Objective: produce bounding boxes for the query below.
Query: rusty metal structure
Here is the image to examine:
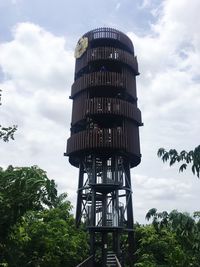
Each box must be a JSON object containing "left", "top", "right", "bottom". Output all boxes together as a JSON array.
[{"left": 65, "top": 28, "right": 142, "bottom": 267}]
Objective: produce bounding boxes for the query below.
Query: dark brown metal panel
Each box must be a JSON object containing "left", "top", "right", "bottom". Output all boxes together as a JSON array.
[
  {"left": 71, "top": 71, "right": 137, "bottom": 99},
  {"left": 71, "top": 95, "right": 142, "bottom": 126},
  {"left": 75, "top": 47, "right": 139, "bottom": 75},
  {"left": 67, "top": 122, "right": 140, "bottom": 161}
]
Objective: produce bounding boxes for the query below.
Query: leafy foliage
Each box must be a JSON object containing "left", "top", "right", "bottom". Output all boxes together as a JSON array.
[
  {"left": 0, "top": 125, "right": 17, "bottom": 142},
  {"left": 0, "top": 89, "right": 17, "bottom": 142},
  {"left": 135, "top": 209, "right": 200, "bottom": 266},
  {"left": 157, "top": 146, "right": 200, "bottom": 177},
  {"left": 135, "top": 225, "right": 185, "bottom": 267},
  {"left": 2, "top": 165, "right": 200, "bottom": 266},
  {"left": 0, "top": 166, "right": 89, "bottom": 267},
  {"left": 8, "top": 207, "right": 88, "bottom": 267},
  {"left": 0, "top": 165, "right": 57, "bottom": 239}
]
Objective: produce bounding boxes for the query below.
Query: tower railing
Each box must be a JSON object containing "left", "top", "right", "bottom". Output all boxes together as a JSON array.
[
  {"left": 67, "top": 125, "right": 140, "bottom": 157},
  {"left": 75, "top": 46, "right": 138, "bottom": 75},
  {"left": 115, "top": 256, "right": 122, "bottom": 267},
  {"left": 71, "top": 71, "right": 136, "bottom": 99},
  {"left": 67, "top": 128, "right": 126, "bottom": 154},
  {"left": 71, "top": 95, "right": 142, "bottom": 125},
  {"left": 83, "top": 27, "right": 134, "bottom": 53}
]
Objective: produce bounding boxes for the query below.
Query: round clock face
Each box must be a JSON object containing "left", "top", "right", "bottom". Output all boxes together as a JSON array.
[{"left": 74, "top": 37, "right": 88, "bottom": 59}]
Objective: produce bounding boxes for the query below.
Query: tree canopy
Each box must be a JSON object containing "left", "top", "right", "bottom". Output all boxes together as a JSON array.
[
  {"left": 135, "top": 209, "right": 200, "bottom": 267},
  {"left": 0, "top": 165, "right": 89, "bottom": 267}
]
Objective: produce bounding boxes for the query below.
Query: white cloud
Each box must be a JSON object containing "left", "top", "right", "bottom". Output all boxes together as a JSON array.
[
  {"left": 127, "top": 0, "right": 200, "bottom": 149},
  {"left": 0, "top": 22, "right": 74, "bottom": 92},
  {"left": 0, "top": 22, "right": 75, "bottom": 202},
  {"left": 128, "top": 0, "right": 200, "bottom": 221},
  {"left": 132, "top": 172, "right": 199, "bottom": 223}
]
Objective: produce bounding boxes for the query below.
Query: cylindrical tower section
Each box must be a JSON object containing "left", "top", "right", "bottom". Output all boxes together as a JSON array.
[{"left": 67, "top": 27, "right": 142, "bottom": 168}]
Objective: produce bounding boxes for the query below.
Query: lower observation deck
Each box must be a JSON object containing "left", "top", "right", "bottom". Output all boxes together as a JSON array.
[{"left": 66, "top": 127, "right": 140, "bottom": 167}]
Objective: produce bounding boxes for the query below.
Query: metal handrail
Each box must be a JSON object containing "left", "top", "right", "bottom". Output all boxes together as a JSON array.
[
  {"left": 83, "top": 27, "right": 134, "bottom": 53},
  {"left": 115, "top": 256, "right": 122, "bottom": 267},
  {"left": 76, "top": 255, "right": 93, "bottom": 267}
]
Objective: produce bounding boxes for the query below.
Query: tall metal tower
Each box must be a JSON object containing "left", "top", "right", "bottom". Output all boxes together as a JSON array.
[{"left": 65, "top": 28, "right": 142, "bottom": 267}]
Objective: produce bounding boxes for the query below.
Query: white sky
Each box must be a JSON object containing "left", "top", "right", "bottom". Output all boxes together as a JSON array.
[{"left": 0, "top": 0, "right": 200, "bottom": 223}]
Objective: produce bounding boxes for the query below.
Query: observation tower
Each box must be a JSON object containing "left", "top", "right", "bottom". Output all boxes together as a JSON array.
[{"left": 65, "top": 27, "right": 142, "bottom": 267}]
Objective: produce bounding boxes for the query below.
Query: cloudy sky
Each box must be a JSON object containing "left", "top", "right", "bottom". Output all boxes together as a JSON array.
[{"left": 0, "top": 0, "right": 200, "bottom": 223}]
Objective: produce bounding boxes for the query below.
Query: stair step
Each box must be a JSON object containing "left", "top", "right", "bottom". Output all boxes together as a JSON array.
[
  {"left": 106, "top": 251, "right": 116, "bottom": 267},
  {"left": 107, "top": 256, "right": 115, "bottom": 258}
]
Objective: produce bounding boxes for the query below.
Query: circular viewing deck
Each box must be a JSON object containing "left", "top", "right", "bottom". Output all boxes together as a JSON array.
[
  {"left": 67, "top": 124, "right": 140, "bottom": 167},
  {"left": 83, "top": 27, "right": 134, "bottom": 53},
  {"left": 71, "top": 70, "right": 137, "bottom": 99},
  {"left": 71, "top": 96, "right": 142, "bottom": 126},
  {"left": 75, "top": 46, "right": 139, "bottom": 75}
]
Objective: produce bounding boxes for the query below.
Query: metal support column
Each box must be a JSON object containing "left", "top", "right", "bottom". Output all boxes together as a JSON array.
[
  {"left": 76, "top": 162, "right": 84, "bottom": 227},
  {"left": 125, "top": 161, "right": 135, "bottom": 266},
  {"left": 102, "top": 159, "right": 108, "bottom": 267},
  {"left": 90, "top": 156, "right": 96, "bottom": 261}
]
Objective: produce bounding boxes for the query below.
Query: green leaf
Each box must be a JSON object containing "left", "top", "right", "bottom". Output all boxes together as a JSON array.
[
  {"left": 179, "top": 164, "right": 187, "bottom": 173},
  {"left": 157, "top": 148, "right": 165, "bottom": 157}
]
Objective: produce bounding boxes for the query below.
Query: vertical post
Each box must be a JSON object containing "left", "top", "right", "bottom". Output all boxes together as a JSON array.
[
  {"left": 90, "top": 155, "right": 96, "bottom": 261},
  {"left": 102, "top": 159, "right": 107, "bottom": 227},
  {"left": 76, "top": 162, "right": 84, "bottom": 227},
  {"left": 101, "top": 193, "right": 107, "bottom": 267},
  {"left": 102, "top": 159, "right": 108, "bottom": 267},
  {"left": 90, "top": 231, "right": 95, "bottom": 265},
  {"left": 102, "top": 232, "right": 108, "bottom": 267},
  {"left": 113, "top": 231, "right": 120, "bottom": 259},
  {"left": 124, "top": 161, "right": 135, "bottom": 266},
  {"left": 91, "top": 155, "right": 96, "bottom": 226}
]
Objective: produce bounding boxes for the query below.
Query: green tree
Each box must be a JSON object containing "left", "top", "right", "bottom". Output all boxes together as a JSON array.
[
  {"left": 7, "top": 206, "right": 88, "bottom": 267},
  {"left": 0, "top": 165, "right": 89, "bottom": 267},
  {"left": 141, "top": 208, "right": 200, "bottom": 266},
  {"left": 157, "top": 146, "right": 200, "bottom": 178},
  {"left": 135, "top": 224, "right": 185, "bottom": 267},
  {"left": 0, "top": 165, "right": 57, "bottom": 240}
]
